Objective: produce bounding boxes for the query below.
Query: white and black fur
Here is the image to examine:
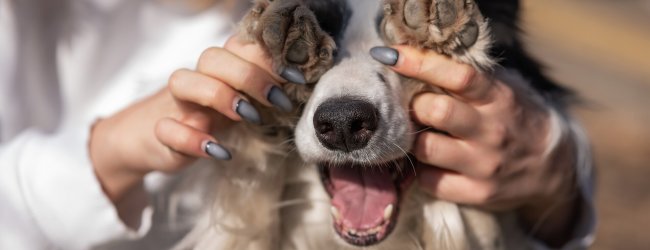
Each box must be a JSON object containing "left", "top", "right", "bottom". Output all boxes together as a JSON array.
[{"left": 168, "top": 0, "right": 588, "bottom": 250}]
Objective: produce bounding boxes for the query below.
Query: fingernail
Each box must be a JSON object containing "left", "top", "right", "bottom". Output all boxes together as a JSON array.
[
  {"left": 370, "top": 47, "right": 399, "bottom": 66},
  {"left": 267, "top": 86, "right": 293, "bottom": 112},
  {"left": 235, "top": 98, "right": 262, "bottom": 125},
  {"left": 204, "top": 141, "right": 232, "bottom": 160},
  {"left": 280, "top": 67, "right": 307, "bottom": 85}
]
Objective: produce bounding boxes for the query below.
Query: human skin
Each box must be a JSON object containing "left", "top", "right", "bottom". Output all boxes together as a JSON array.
[
  {"left": 89, "top": 35, "right": 286, "bottom": 217},
  {"left": 378, "top": 46, "right": 580, "bottom": 246},
  {"left": 90, "top": 38, "right": 580, "bottom": 246}
]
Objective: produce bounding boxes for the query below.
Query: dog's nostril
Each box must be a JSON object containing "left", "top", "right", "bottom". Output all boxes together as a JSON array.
[
  {"left": 313, "top": 97, "right": 380, "bottom": 152},
  {"left": 316, "top": 122, "right": 334, "bottom": 134},
  {"left": 351, "top": 119, "right": 377, "bottom": 133}
]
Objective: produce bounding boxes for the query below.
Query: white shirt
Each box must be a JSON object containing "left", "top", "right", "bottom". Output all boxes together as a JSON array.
[
  {"left": 0, "top": 0, "right": 237, "bottom": 249},
  {"left": 0, "top": 0, "right": 594, "bottom": 249}
]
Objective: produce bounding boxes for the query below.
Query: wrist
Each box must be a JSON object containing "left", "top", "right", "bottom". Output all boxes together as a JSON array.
[
  {"left": 518, "top": 189, "right": 581, "bottom": 247},
  {"left": 90, "top": 118, "right": 149, "bottom": 203},
  {"left": 518, "top": 127, "right": 581, "bottom": 247}
]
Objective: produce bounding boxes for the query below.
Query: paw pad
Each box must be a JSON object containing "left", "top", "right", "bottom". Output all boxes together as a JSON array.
[
  {"left": 381, "top": 0, "right": 493, "bottom": 69},
  {"left": 240, "top": 0, "right": 337, "bottom": 84}
]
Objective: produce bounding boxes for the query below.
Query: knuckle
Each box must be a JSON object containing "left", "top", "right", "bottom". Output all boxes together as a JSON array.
[
  {"left": 430, "top": 96, "right": 454, "bottom": 128},
  {"left": 208, "top": 83, "right": 226, "bottom": 106},
  {"left": 168, "top": 69, "right": 188, "bottom": 91},
  {"left": 501, "top": 85, "right": 516, "bottom": 105},
  {"left": 497, "top": 84, "right": 517, "bottom": 109},
  {"left": 154, "top": 119, "right": 167, "bottom": 139},
  {"left": 198, "top": 47, "right": 224, "bottom": 70},
  {"left": 480, "top": 155, "right": 504, "bottom": 178},
  {"left": 474, "top": 184, "right": 498, "bottom": 204},
  {"left": 238, "top": 65, "right": 258, "bottom": 90},
  {"left": 415, "top": 57, "right": 427, "bottom": 78},
  {"left": 453, "top": 65, "right": 477, "bottom": 92},
  {"left": 174, "top": 129, "right": 194, "bottom": 150},
  {"left": 489, "top": 123, "right": 509, "bottom": 147},
  {"left": 418, "top": 134, "right": 438, "bottom": 162}
]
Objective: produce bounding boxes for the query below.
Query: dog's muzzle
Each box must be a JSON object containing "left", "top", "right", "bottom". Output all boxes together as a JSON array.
[{"left": 313, "top": 97, "right": 379, "bottom": 152}]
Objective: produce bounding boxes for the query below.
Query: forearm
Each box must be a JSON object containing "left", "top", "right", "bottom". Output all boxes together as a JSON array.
[
  {"left": 518, "top": 187, "right": 582, "bottom": 247},
  {"left": 90, "top": 116, "right": 148, "bottom": 203},
  {"left": 517, "top": 109, "right": 591, "bottom": 248}
]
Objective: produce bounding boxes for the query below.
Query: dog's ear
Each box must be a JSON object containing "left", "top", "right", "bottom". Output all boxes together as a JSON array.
[{"left": 303, "top": 0, "right": 352, "bottom": 43}]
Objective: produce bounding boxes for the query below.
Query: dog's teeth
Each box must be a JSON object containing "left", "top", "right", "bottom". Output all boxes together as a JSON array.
[
  {"left": 331, "top": 206, "right": 341, "bottom": 221},
  {"left": 383, "top": 204, "right": 394, "bottom": 221}
]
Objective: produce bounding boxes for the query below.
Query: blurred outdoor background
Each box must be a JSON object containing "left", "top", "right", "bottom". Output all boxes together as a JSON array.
[{"left": 521, "top": 0, "right": 650, "bottom": 249}]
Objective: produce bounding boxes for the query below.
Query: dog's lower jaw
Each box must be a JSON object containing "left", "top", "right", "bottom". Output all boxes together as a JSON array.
[{"left": 318, "top": 158, "right": 416, "bottom": 246}]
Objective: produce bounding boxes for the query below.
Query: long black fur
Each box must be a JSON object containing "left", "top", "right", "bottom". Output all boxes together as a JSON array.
[{"left": 476, "top": 0, "right": 573, "bottom": 105}]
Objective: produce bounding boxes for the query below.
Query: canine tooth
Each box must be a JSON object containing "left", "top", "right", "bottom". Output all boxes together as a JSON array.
[
  {"left": 330, "top": 206, "right": 340, "bottom": 221},
  {"left": 383, "top": 204, "right": 394, "bottom": 221}
]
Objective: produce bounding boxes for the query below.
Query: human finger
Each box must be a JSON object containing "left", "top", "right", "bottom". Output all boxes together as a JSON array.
[
  {"left": 411, "top": 92, "right": 481, "bottom": 138},
  {"left": 370, "top": 46, "right": 493, "bottom": 102},
  {"left": 413, "top": 132, "right": 472, "bottom": 173},
  {"left": 414, "top": 132, "right": 502, "bottom": 179},
  {"left": 154, "top": 118, "right": 232, "bottom": 162},
  {"left": 196, "top": 47, "right": 293, "bottom": 112},
  {"left": 418, "top": 166, "right": 498, "bottom": 206},
  {"left": 169, "top": 69, "right": 262, "bottom": 125},
  {"left": 224, "top": 35, "right": 306, "bottom": 84}
]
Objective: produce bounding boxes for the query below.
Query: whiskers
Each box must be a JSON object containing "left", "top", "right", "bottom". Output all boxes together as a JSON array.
[
  {"left": 372, "top": 134, "right": 418, "bottom": 177},
  {"left": 271, "top": 198, "right": 331, "bottom": 211}
]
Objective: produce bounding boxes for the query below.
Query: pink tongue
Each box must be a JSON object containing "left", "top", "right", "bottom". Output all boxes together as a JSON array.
[{"left": 330, "top": 166, "right": 397, "bottom": 230}]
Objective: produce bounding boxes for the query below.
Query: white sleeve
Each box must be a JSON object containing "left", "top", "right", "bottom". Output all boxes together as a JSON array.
[{"left": 0, "top": 125, "right": 152, "bottom": 250}]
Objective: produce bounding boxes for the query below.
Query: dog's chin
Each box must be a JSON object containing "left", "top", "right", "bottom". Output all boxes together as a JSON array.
[{"left": 318, "top": 158, "right": 415, "bottom": 246}]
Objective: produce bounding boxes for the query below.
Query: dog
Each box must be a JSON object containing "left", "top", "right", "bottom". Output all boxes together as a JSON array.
[{"left": 172, "top": 0, "right": 577, "bottom": 249}]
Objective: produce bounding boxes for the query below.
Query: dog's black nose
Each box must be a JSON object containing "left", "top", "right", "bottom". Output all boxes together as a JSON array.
[{"left": 313, "top": 97, "right": 379, "bottom": 152}]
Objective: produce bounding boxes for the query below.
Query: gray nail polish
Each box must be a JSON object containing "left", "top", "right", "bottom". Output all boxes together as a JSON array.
[
  {"left": 236, "top": 99, "right": 262, "bottom": 125},
  {"left": 280, "top": 67, "right": 307, "bottom": 85},
  {"left": 370, "top": 47, "right": 399, "bottom": 66},
  {"left": 205, "top": 141, "right": 232, "bottom": 160},
  {"left": 267, "top": 86, "right": 293, "bottom": 112}
]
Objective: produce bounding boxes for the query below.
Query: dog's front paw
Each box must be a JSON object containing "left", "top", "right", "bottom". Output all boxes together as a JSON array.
[
  {"left": 381, "top": 0, "right": 494, "bottom": 70},
  {"left": 239, "top": 0, "right": 337, "bottom": 84}
]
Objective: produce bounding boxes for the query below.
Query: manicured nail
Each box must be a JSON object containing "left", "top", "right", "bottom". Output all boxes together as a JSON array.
[
  {"left": 267, "top": 86, "right": 293, "bottom": 112},
  {"left": 280, "top": 67, "right": 307, "bottom": 85},
  {"left": 204, "top": 141, "right": 232, "bottom": 160},
  {"left": 370, "top": 47, "right": 399, "bottom": 66},
  {"left": 235, "top": 98, "right": 261, "bottom": 125}
]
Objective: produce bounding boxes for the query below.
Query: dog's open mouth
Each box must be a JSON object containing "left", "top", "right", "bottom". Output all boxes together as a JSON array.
[{"left": 319, "top": 158, "right": 415, "bottom": 246}]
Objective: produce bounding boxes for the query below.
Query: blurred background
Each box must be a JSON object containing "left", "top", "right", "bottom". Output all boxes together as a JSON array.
[{"left": 521, "top": 0, "right": 650, "bottom": 249}]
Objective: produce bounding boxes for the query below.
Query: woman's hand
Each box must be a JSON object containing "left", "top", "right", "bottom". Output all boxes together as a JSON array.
[
  {"left": 90, "top": 35, "right": 300, "bottom": 205},
  {"left": 371, "top": 46, "right": 580, "bottom": 246}
]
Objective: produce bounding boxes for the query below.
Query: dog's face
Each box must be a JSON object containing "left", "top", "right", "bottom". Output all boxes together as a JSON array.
[
  {"left": 240, "top": 0, "right": 492, "bottom": 246},
  {"left": 294, "top": 1, "right": 420, "bottom": 246}
]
